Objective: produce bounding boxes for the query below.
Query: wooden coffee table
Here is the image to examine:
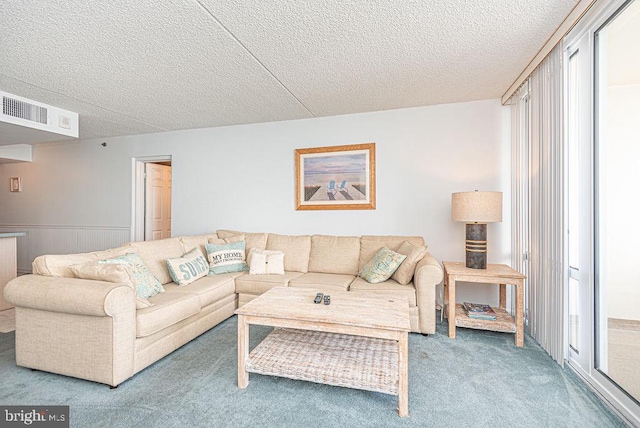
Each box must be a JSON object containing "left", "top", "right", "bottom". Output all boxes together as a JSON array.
[{"left": 235, "top": 287, "right": 411, "bottom": 417}]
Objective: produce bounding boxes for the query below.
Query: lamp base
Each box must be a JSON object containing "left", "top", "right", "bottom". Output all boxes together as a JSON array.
[{"left": 465, "top": 223, "right": 487, "bottom": 269}]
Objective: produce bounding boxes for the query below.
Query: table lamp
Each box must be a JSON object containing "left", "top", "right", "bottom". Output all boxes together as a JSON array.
[{"left": 451, "top": 191, "right": 502, "bottom": 269}]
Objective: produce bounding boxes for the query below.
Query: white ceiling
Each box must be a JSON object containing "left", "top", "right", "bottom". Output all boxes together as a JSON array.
[{"left": 0, "top": 0, "right": 580, "bottom": 142}]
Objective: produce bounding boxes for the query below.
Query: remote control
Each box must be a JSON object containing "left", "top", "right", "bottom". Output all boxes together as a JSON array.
[
  {"left": 314, "top": 293, "right": 323, "bottom": 304},
  {"left": 324, "top": 295, "right": 330, "bottom": 305}
]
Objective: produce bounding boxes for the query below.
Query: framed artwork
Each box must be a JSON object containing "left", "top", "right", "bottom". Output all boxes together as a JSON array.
[
  {"left": 295, "top": 143, "right": 376, "bottom": 210},
  {"left": 9, "top": 177, "right": 21, "bottom": 193}
]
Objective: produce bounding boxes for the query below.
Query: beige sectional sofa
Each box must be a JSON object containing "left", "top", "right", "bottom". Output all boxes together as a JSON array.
[{"left": 4, "top": 229, "right": 443, "bottom": 387}]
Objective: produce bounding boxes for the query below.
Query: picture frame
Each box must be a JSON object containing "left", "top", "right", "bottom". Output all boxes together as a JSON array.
[
  {"left": 9, "top": 177, "right": 21, "bottom": 193},
  {"left": 295, "top": 143, "right": 376, "bottom": 210}
]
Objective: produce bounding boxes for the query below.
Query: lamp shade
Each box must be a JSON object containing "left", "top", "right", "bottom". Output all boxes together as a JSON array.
[{"left": 451, "top": 191, "right": 503, "bottom": 223}]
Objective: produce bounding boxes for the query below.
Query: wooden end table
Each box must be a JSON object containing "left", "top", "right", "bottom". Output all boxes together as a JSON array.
[{"left": 443, "top": 261, "right": 526, "bottom": 347}]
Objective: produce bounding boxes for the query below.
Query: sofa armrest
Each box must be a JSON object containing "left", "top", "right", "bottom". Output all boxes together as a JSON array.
[
  {"left": 4, "top": 274, "right": 134, "bottom": 317},
  {"left": 5, "top": 274, "right": 137, "bottom": 387},
  {"left": 413, "top": 252, "right": 444, "bottom": 334}
]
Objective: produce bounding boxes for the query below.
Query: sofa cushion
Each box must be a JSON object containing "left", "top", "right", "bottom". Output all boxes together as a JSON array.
[
  {"left": 205, "top": 241, "right": 249, "bottom": 275},
  {"left": 162, "top": 273, "right": 238, "bottom": 308},
  {"left": 266, "top": 234, "right": 311, "bottom": 273},
  {"left": 68, "top": 262, "right": 154, "bottom": 309},
  {"left": 289, "top": 273, "right": 356, "bottom": 292},
  {"left": 349, "top": 277, "right": 417, "bottom": 307},
  {"left": 166, "top": 248, "right": 209, "bottom": 286},
  {"left": 32, "top": 246, "right": 133, "bottom": 278},
  {"left": 179, "top": 234, "right": 218, "bottom": 255},
  {"left": 308, "top": 235, "right": 360, "bottom": 275},
  {"left": 235, "top": 271, "right": 304, "bottom": 295},
  {"left": 248, "top": 249, "right": 285, "bottom": 275},
  {"left": 137, "top": 291, "right": 201, "bottom": 338},
  {"left": 391, "top": 241, "right": 429, "bottom": 285},
  {"left": 127, "top": 238, "right": 184, "bottom": 285},
  {"left": 98, "top": 252, "right": 165, "bottom": 299},
  {"left": 359, "top": 247, "right": 406, "bottom": 284},
  {"left": 217, "top": 230, "right": 268, "bottom": 256},
  {"left": 359, "top": 235, "right": 425, "bottom": 271}
]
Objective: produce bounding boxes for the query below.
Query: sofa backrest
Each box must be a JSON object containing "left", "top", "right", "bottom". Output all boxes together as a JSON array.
[
  {"left": 32, "top": 231, "right": 427, "bottom": 283},
  {"left": 308, "top": 235, "right": 360, "bottom": 275},
  {"left": 126, "top": 237, "right": 184, "bottom": 285},
  {"left": 266, "top": 234, "right": 311, "bottom": 273},
  {"left": 358, "top": 235, "right": 425, "bottom": 272}
]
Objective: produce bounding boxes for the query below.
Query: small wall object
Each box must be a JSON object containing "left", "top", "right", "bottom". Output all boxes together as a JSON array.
[{"left": 9, "top": 177, "right": 21, "bottom": 193}]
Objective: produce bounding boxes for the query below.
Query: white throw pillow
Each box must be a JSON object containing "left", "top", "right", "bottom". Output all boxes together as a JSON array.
[{"left": 248, "top": 248, "right": 285, "bottom": 275}]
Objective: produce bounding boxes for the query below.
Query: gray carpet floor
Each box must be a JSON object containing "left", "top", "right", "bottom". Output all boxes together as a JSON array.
[{"left": 0, "top": 316, "right": 625, "bottom": 428}]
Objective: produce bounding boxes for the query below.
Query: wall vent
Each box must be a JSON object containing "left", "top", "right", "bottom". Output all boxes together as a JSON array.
[
  {"left": 3, "top": 96, "right": 48, "bottom": 124},
  {"left": 0, "top": 91, "right": 78, "bottom": 145}
]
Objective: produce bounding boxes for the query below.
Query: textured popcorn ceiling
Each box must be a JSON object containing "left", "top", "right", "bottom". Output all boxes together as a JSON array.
[{"left": 0, "top": 0, "right": 579, "bottom": 142}]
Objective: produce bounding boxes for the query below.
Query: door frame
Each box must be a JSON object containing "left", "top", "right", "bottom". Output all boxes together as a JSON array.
[{"left": 131, "top": 155, "right": 172, "bottom": 242}]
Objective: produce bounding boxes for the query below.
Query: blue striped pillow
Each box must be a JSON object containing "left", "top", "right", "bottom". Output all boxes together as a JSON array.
[{"left": 205, "top": 241, "right": 249, "bottom": 275}]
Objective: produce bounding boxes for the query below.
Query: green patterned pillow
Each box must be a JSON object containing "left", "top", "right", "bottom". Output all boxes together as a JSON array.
[
  {"left": 167, "top": 248, "right": 209, "bottom": 286},
  {"left": 98, "top": 252, "right": 164, "bottom": 299},
  {"left": 359, "top": 247, "right": 407, "bottom": 284},
  {"left": 205, "top": 241, "right": 249, "bottom": 275}
]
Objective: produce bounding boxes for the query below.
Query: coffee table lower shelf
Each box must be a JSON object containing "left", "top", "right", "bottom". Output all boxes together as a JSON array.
[
  {"left": 246, "top": 328, "right": 399, "bottom": 395},
  {"left": 454, "top": 303, "right": 516, "bottom": 333}
]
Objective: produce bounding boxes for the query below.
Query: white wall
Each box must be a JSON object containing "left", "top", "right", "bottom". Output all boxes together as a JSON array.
[
  {"left": 0, "top": 99, "right": 511, "bottom": 304},
  {"left": 0, "top": 139, "right": 133, "bottom": 226}
]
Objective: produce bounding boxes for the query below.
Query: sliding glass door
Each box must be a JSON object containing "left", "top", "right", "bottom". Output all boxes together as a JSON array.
[
  {"left": 565, "top": 0, "right": 640, "bottom": 423},
  {"left": 594, "top": 0, "right": 640, "bottom": 404}
]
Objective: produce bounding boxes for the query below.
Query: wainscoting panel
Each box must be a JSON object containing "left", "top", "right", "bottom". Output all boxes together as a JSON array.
[{"left": 0, "top": 225, "right": 132, "bottom": 274}]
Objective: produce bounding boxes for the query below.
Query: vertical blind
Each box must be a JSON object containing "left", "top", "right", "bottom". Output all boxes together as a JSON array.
[{"left": 511, "top": 44, "right": 565, "bottom": 365}]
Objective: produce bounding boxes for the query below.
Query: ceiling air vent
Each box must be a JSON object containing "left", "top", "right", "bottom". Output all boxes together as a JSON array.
[
  {"left": 3, "top": 96, "right": 48, "bottom": 124},
  {"left": 0, "top": 91, "right": 78, "bottom": 145}
]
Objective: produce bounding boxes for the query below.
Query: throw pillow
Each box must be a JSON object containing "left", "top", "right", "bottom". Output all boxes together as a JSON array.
[
  {"left": 216, "top": 230, "right": 268, "bottom": 257},
  {"left": 205, "top": 241, "right": 249, "bottom": 275},
  {"left": 248, "top": 248, "right": 285, "bottom": 275},
  {"left": 391, "top": 241, "right": 429, "bottom": 285},
  {"left": 179, "top": 234, "right": 218, "bottom": 255},
  {"left": 359, "top": 247, "right": 407, "bottom": 284},
  {"left": 69, "top": 262, "right": 154, "bottom": 309},
  {"left": 166, "top": 248, "right": 209, "bottom": 286},
  {"left": 208, "top": 234, "right": 245, "bottom": 245},
  {"left": 97, "top": 252, "right": 164, "bottom": 299}
]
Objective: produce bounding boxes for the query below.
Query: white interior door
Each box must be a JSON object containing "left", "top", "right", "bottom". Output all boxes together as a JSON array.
[{"left": 144, "top": 163, "right": 172, "bottom": 240}]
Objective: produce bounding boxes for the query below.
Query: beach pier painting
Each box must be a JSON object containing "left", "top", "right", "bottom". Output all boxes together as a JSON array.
[{"left": 295, "top": 143, "right": 376, "bottom": 210}]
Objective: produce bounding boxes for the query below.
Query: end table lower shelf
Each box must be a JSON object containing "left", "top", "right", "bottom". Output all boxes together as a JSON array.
[{"left": 453, "top": 304, "right": 516, "bottom": 333}]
